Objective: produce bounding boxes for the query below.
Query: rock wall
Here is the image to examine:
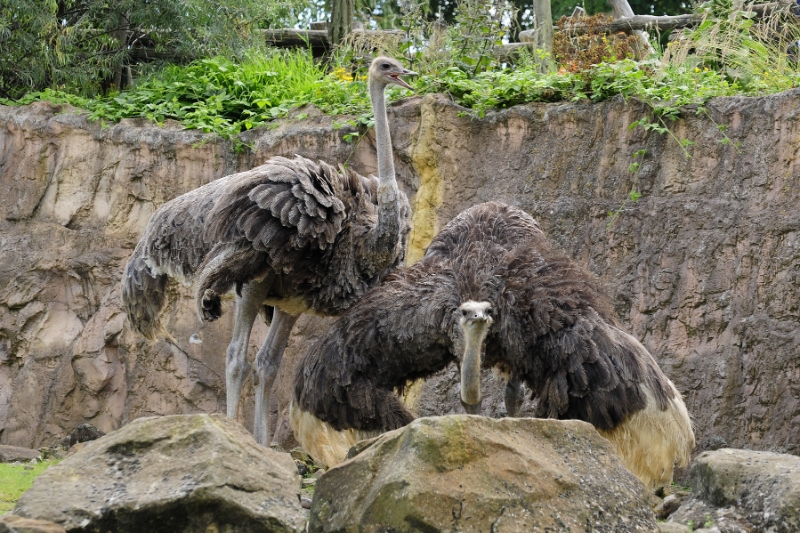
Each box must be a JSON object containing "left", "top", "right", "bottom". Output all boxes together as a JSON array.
[{"left": 1, "top": 92, "right": 798, "bottom": 457}]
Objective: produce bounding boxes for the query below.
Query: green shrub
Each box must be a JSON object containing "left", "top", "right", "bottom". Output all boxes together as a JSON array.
[{"left": 0, "top": 0, "right": 305, "bottom": 99}]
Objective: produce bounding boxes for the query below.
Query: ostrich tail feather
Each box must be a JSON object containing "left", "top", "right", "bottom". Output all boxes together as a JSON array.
[
  {"left": 121, "top": 244, "right": 170, "bottom": 341},
  {"left": 289, "top": 401, "right": 379, "bottom": 468},
  {"left": 598, "top": 383, "right": 695, "bottom": 490}
]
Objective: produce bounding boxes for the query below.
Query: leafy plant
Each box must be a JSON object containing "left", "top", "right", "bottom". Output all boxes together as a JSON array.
[
  {"left": 71, "top": 51, "right": 370, "bottom": 137},
  {"left": 606, "top": 185, "right": 642, "bottom": 231},
  {"left": 334, "top": 0, "right": 516, "bottom": 82},
  {"left": 449, "top": 0, "right": 516, "bottom": 75},
  {"left": 606, "top": 188, "right": 643, "bottom": 229},
  {"left": 607, "top": 149, "right": 645, "bottom": 230},
  {"left": 630, "top": 108, "right": 694, "bottom": 159},
  {"left": 697, "top": 104, "right": 742, "bottom": 152},
  {"left": 627, "top": 148, "right": 647, "bottom": 173},
  {"left": 663, "top": 0, "right": 800, "bottom": 93}
]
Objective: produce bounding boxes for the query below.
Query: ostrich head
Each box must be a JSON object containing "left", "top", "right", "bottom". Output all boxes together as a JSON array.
[
  {"left": 456, "top": 300, "right": 494, "bottom": 413},
  {"left": 369, "top": 57, "right": 417, "bottom": 90}
]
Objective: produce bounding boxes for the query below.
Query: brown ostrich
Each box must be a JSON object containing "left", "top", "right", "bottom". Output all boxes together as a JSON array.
[
  {"left": 291, "top": 202, "right": 695, "bottom": 489},
  {"left": 122, "top": 57, "right": 415, "bottom": 445}
]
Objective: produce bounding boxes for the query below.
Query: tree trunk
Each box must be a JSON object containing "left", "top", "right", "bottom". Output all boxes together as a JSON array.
[
  {"left": 328, "top": 0, "right": 354, "bottom": 47},
  {"left": 111, "top": 11, "right": 130, "bottom": 90},
  {"left": 532, "top": 0, "right": 554, "bottom": 56}
]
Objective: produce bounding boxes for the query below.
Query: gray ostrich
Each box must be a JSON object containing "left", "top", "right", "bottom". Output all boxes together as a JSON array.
[
  {"left": 122, "top": 57, "right": 415, "bottom": 445},
  {"left": 291, "top": 202, "right": 695, "bottom": 489}
]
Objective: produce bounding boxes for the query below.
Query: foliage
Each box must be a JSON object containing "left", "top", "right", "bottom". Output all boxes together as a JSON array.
[
  {"left": 0, "top": 0, "right": 305, "bottom": 99},
  {"left": 2, "top": 49, "right": 785, "bottom": 145},
  {"left": 336, "top": 0, "right": 516, "bottom": 81},
  {"left": 606, "top": 187, "right": 643, "bottom": 229},
  {"left": 550, "top": 0, "right": 691, "bottom": 20},
  {"left": 0, "top": 49, "right": 414, "bottom": 147},
  {"left": 413, "top": 58, "right": 746, "bottom": 118},
  {"left": 553, "top": 13, "right": 644, "bottom": 74},
  {"left": 663, "top": 0, "right": 800, "bottom": 89},
  {"left": 0, "top": 460, "right": 60, "bottom": 512},
  {"left": 84, "top": 52, "right": 352, "bottom": 139},
  {"left": 607, "top": 149, "right": 645, "bottom": 229},
  {"left": 354, "top": 0, "right": 691, "bottom": 32},
  {"left": 450, "top": 0, "right": 516, "bottom": 74},
  {"left": 3, "top": 0, "right": 799, "bottom": 152}
]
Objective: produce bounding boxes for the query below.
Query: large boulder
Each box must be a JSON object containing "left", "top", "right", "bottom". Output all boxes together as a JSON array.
[
  {"left": 14, "top": 414, "right": 306, "bottom": 533},
  {"left": 310, "top": 415, "right": 659, "bottom": 532},
  {"left": 668, "top": 448, "right": 800, "bottom": 533},
  {"left": 0, "top": 445, "right": 40, "bottom": 463}
]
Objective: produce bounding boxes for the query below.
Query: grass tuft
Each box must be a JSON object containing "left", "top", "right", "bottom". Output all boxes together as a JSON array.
[{"left": 0, "top": 460, "right": 59, "bottom": 513}]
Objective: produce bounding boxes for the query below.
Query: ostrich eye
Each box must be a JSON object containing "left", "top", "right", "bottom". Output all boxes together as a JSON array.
[
  {"left": 381, "top": 63, "right": 391, "bottom": 69},
  {"left": 486, "top": 307, "right": 493, "bottom": 316},
  {"left": 461, "top": 309, "right": 469, "bottom": 317}
]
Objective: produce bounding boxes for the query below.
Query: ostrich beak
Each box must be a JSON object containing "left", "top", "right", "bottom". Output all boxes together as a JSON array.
[{"left": 390, "top": 69, "right": 418, "bottom": 90}]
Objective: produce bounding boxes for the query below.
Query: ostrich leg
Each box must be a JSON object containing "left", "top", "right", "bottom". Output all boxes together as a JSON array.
[
  {"left": 461, "top": 398, "right": 483, "bottom": 415},
  {"left": 225, "top": 278, "right": 273, "bottom": 418},
  {"left": 253, "top": 307, "right": 299, "bottom": 445},
  {"left": 504, "top": 376, "right": 525, "bottom": 417}
]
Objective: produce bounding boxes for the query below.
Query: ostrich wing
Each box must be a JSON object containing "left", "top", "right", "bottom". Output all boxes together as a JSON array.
[
  {"left": 496, "top": 244, "right": 656, "bottom": 430},
  {"left": 294, "top": 264, "right": 459, "bottom": 433},
  {"left": 203, "top": 156, "right": 368, "bottom": 262},
  {"left": 143, "top": 179, "right": 227, "bottom": 282}
]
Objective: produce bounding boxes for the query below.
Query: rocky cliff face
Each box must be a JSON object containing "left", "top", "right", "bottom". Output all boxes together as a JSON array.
[{"left": 1, "top": 92, "right": 798, "bottom": 459}]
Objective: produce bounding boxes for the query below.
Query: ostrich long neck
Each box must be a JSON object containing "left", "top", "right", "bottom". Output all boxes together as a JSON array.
[
  {"left": 460, "top": 326, "right": 488, "bottom": 405},
  {"left": 369, "top": 76, "right": 401, "bottom": 252}
]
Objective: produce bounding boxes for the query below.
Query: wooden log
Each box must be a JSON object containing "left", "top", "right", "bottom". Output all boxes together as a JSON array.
[
  {"left": 520, "top": 15, "right": 695, "bottom": 39},
  {"left": 262, "top": 29, "right": 330, "bottom": 48},
  {"left": 551, "top": 1, "right": 790, "bottom": 36},
  {"left": 593, "top": 13, "right": 700, "bottom": 33},
  {"left": 128, "top": 48, "right": 185, "bottom": 61},
  {"left": 495, "top": 43, "right": 532, "bottom": 62},
  {"left": 260, "top": 28, "right": 404, "bottom": 49}
]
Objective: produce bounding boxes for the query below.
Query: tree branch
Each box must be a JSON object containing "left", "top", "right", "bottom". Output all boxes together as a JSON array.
[{"left": 561, "top": 1, "right": 791, "bottom": 35}]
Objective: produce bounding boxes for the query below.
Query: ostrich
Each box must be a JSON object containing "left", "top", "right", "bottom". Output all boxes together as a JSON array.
[
  {"left": 290, "top": 202, "right": 695, "bottom": 489},
  {"left": 122, "top": 57, "right": 415, "bottom": 445}
]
